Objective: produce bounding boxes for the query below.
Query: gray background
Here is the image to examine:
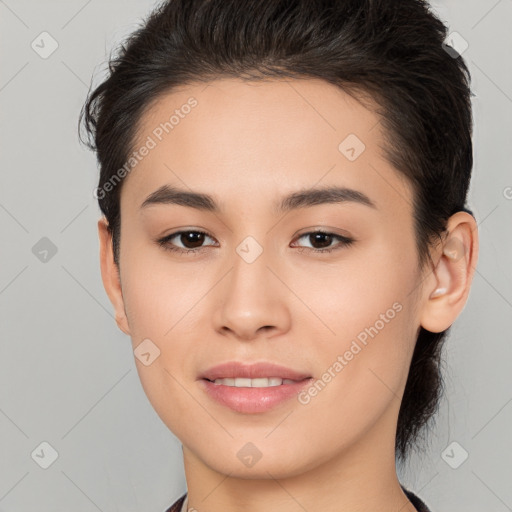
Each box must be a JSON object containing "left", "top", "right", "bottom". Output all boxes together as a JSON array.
[{"left": 0, "top": 0, "right": 511, "bottom": 511}]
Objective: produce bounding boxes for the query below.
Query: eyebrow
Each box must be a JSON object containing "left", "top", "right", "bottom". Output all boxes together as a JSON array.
[{"left": 140, "top": 184, "right": 377, "bottom": 213}]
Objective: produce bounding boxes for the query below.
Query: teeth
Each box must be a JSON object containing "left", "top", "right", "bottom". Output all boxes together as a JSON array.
[{"left": 212, "top": 377, "right": 297, "bottom": 387}]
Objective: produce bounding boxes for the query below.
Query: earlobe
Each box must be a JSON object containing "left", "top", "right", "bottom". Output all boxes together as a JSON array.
[
  {"left": 97, "top": 217, "right": 131, "bottom": 336},
  {"left": 419, "top": 211, "right": 479, "bottom": 333}
]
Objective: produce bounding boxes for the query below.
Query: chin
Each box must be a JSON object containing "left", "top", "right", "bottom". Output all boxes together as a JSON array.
[{"left": 195, "top": 444, "right": 317, "bottom": 480}]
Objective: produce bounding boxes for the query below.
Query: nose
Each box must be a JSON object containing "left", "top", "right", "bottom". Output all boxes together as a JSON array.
[{"left": 212, "top": 244, "right": 292, "bottom": 342}]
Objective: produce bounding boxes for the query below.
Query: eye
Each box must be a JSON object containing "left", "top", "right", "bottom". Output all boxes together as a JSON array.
[
  {"left": 157, "top": 229, "right": 217, "bottom": 254},
  {"left": 291, "top": 230, "right": 355, "bottom": 254},
  {"left": 156, "top": 229, "right": 355, "bottom": 256}
]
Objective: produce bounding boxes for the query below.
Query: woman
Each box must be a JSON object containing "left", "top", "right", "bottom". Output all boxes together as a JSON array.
[{"left": 79, "top": 1, "right": 478, "bottom": 510}]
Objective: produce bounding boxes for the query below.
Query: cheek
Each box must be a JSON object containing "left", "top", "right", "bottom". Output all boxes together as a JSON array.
[
  {"left": 119, "top": 250, "right": 207, "bottom": 426},
  {"left": 291, "top": 242, "right": 418, "bottom": 401},
  {"left": 290, "top": 269, "right": 416, "bottom": 454},
  {"left": 120, "top": 246, "right": 211, "bottom": 339},
  {"left": 291, "top": 242, "right": 415, "bottom": 344}
]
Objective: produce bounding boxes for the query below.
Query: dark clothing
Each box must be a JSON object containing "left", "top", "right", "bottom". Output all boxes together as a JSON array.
[
  {"left": 164, "top": 487, "right": 432, "bottom": 512},
  {"left": 402, "top": 486, "right": 432, "bottom": 512},
  {"left": 163, "top": 492, "right": 185, "bottom": 512}
]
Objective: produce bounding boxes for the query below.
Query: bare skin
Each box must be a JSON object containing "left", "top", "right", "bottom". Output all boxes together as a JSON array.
[{"left": 98, "top": 78, "right": 478, "bottom": 512}]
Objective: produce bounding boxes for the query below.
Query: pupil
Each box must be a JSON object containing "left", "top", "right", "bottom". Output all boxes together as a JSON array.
[
  {"left": 312, "top": 233, "right": 331, "bottom": 248},
  {"left": 182, "top": 232, "right": 204, "bottom": 248}
]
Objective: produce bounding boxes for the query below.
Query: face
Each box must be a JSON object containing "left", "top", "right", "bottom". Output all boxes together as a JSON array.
[{"left": 103, "top": 78, "right": 430, "bottom": 478}]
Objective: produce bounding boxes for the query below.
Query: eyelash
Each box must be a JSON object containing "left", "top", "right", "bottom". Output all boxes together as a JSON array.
[{"left": 157, "top": 229, "right": 355, "bottom": 256}]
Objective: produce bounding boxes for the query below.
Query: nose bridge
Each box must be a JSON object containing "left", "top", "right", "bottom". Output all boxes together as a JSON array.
[
  {"left": 231, "top": 234, "right": 271, "bottom": 296},
  {"left": 213, "top": 232, "right": 291, "bottom": 339}
]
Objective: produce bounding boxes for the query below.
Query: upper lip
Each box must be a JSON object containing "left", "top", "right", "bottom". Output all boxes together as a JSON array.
[{"left": 199, "top": 362, "right": 312, "bottom": 381}]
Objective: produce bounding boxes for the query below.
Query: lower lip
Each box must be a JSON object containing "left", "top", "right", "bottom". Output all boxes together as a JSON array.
[{"left": 199, "top": 378, "right": 313, "bottom": 414}]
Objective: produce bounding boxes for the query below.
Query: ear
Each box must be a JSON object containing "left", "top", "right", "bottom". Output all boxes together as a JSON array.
[
  {"left": 419, "top": 211, "right": 479, "bottom": 333},
  {"left": 98, "top": 217, "right": 131, "bottom": 335}
]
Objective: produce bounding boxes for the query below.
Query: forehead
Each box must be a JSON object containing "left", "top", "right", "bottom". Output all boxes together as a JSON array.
[
  {"left": 123, "top": 77, "right": 413, "bottom": 218},
  {"left": 137, "top": 77, "right": 379, "bottom": 158}
]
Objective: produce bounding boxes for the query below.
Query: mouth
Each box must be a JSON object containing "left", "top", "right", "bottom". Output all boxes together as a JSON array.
[
  {"left": 198, "top": 361, "right": 313, "bottom": 413},
  {"left": 203, "top": 376, "right": 310, "bottom": 387},
  {"left": 198, "top": 361, "right": 313, "bottom": 414},
  {"left": 199, "top": 360, "right": 312, "bottom": 383},
  {"left": 199, "top": 376, "right": 313, "bottom": 413}
]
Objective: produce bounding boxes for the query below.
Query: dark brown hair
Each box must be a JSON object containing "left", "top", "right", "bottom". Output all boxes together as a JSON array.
[{"left": 79, "top": 0, "right": 474, "bottom": 462}]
